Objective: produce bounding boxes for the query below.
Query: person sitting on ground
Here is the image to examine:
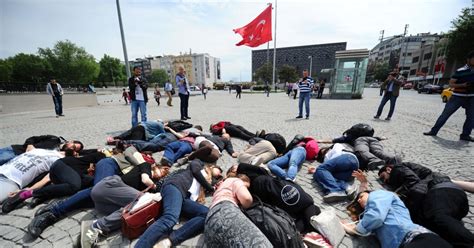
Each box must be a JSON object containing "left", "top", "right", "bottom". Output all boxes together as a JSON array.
[
  {"left": 378, "top": 163, "right": 474, "bottom": 247},
  {"left": 342, "top": 190, "right": 452, "bottom": 248},
  {"left": 106, "top": 119, "right": 166, "bottom": 145},
  {"left": 2, "top": 151, "right": 106, "bottom": 213},
  {"left": 0, "top": 135, "right": 84, "bottom": 166},
  {"left": 80, "top": 162, "right": 170, "bottom": 248},
  {"left": 134, "top": 159, "right": 222, "bottom": 247},
  {"left": 205, "top": 172, "right": 272, "bottom": 247},
  {"left": 237, "top": 138, "right": 278, "bottom": 167},
  {"left": 310, "top": 143, "right": 359, "bottom": 203},
  {"left": 0, "top": 147, "right": 65, "bottom": 203}
]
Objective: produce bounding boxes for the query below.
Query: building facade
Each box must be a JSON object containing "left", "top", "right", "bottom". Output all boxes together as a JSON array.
[
  {"left": 251, "top": 42, "right": 347, "bottom": 81},
  {"left": 129, "top": 59, "right": 152, "bottom": 79}
]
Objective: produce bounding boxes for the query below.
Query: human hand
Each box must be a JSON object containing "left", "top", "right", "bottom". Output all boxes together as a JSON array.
[
  {"left": 232, "top": 152, "right": 238, "bottom": 158},
  {"left": 352, "top": 169, "right": 368, "bottom": 183}
]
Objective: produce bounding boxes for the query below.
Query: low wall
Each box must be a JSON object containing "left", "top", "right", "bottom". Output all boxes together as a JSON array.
[{"left": 0, "top": 93, "right": 98, "bottom": 115}]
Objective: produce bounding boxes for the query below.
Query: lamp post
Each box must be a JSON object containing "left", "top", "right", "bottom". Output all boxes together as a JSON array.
[
  {"left": 308, "top": 56, "right": 313, "bottom": 77},
  {"left": 116, "top": 0, "right": 131, "bottom": 79}
]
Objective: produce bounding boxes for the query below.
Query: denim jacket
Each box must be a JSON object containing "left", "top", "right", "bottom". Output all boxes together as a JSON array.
[
  {"left": 139, "top": 120, "right": 165, "bottom": 140},
  {"left": 356, "top": 190, "right": 419, "bottom": 248}
]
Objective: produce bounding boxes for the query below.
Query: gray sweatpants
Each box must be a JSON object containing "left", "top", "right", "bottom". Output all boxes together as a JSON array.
[
  {"left": 238, "top": 140, "right": 277, "bottom": 165},
  {"left": 91, "top": 175, "right": 139, "bottom": 233}
]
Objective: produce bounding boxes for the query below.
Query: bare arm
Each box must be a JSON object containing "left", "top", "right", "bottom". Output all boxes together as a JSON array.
[
  {"left": 141, "top": 173, "right": 156, "bottom": 189},
  {"left": 236, "top": 186, "right": 253, "bottom": 209},
  {"left": 352, "top": 170, "right": 369, "bottom": 192},
  {"left": 165, "top": 126, "right": 186, "bottom": 139},
  {"left": 29, "top": 173, "right": 51, "bottom": 190},
  {"left": 317, "top": 139, "right": 333, "bottom": 144}
]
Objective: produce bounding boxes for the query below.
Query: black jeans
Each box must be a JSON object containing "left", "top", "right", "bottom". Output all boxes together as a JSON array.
[
  {"left": 179, "top": 93, "right": 190, "bottom": 118},
  {"left": 114, "top": 125, "right": 146, "bottom": 141},
  {"left": 225, "top": 123, "right": 256, "bottom": 141},
  {"left": 236, "top": 92, "right": 241, "bottom": 99},
  {"left": 33, "top": 160, "right": 82, "bottom": 199},
  {"left": 402, "top": 233, "right": 452, "bottom": 248},
  {"left": 317, "top": 87, "right": 324, "bottom": 98},
  {"left": 422, "top": 187, "right": 474, "bottom": 248}
]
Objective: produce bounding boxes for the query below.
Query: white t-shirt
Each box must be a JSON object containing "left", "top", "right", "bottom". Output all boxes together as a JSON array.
[
  {"left": 194, "top": 136, "right": 219, "bottom": 152},
  {"left": 188, "top": 170, "right": 208, "bottom": 201},
  {"left": 324, "top": 143, "right": 352, "bottom": 161},
  {"left": 0, "top": 149, "right": 63, "bottom": 187},
  {"left": 135, "top": 77, "right": 145, "bottom": 101}
]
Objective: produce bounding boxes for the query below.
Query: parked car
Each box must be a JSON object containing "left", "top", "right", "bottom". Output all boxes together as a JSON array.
[
  {"left": 189, "top": 85, "right": 201, "bottom": 91},
  {"left": 402, "top": 82, "right": 413, "bottom": 90},
  {"left": 368, "top": 82, "right": 380, "bottom": 88},
  {"left": 441, "top": 88, "right": 453, "bottom": 103},
  {"left": 417, "top": 84, "right": 443, "bottom": 94}
]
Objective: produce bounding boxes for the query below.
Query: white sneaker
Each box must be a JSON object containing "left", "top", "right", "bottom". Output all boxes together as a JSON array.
[
  {"left": 323, "top": 191, "right": 347, "bottom": 203},
  {"left": 345, "top": 183, "right": 359, "bottom": 200},
  {"left": 153, "top": 238, "right": 172, "bottom": 248},
  {"left": 80, "top": 220, "right": 103, "bottom": 248}
]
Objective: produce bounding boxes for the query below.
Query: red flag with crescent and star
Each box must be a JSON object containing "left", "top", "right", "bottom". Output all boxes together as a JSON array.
[{"left": 233, "top": 4, "right": 272, "bottom": 47}]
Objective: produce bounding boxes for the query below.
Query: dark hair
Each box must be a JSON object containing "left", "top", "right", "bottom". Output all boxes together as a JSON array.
[
  {"left": 72, "top": 140, "right": 84, "bottom": 151},
  {"left": 194, "top": 125, "right": 203, "bottom": 131},
  {"left": 467, "top": 50, "right": 474, "bottom": 59},
  {"left": 133, "top": 66, "right": 140, "bottom": 71},
  {"left": 377, "top": 164, "right": 393, "bottom": 176},
  {"left": 316, "top": 147, "right": 330, "bottom": 163},
  {"left": 346, "top": 190, "right": 371, "bottom": 220},
  {"left": 303, "top": 69, "right": 308, "bottom": 72}
]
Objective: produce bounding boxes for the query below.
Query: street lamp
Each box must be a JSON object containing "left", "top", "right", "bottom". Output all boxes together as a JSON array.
[{"left": 308, "top": 56, "right": 313, "bottom": 77}]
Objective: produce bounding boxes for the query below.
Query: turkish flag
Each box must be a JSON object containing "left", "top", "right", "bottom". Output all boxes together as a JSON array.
[{"left": 233, "top": 4, "right": 272, "bottom": 47}]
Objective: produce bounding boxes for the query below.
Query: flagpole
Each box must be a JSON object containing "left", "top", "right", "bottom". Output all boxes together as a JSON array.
[{"left": 271, "top": 0, "right": 277, "bottom": 92}]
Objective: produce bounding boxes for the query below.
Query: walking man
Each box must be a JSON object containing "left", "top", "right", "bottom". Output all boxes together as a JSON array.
[
  {"left": 201, "top": 84, "right": 207, "bottom": 100},
  {"left": 46, "top": 78, "right": 64, "bottom": 118},
  {"left": 424, "top": 50, "right": 474, "bottom": 142},
  {"left": 374, "top": 69, "right": 403, "bottom": 121},
  {"left": 317, "top": 79, "right": 326, "bottom": 99},
  {"left": 164, "top": 81, "right": 173, "bottom": 106},
  {"left": 129, "top": 66, "right": 148, "bottom": 127},
  {"left": 296, "top": 69, "right": 314, "bottom": 119},
  {"left": 176, "top": 66, "right": 191, "bottom": 120},
  {"left": 235, "top": 84, "right": 242, "bottom": 99}
]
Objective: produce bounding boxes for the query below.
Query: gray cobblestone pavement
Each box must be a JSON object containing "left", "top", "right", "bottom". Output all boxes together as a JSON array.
[{"left": 0, "top": 88, "right": 472, "bottom": 247}]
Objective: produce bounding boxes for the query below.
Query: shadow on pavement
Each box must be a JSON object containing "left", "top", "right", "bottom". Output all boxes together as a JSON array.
[{"left": 431, "top": 136, "right": 471, "bottom": 150}]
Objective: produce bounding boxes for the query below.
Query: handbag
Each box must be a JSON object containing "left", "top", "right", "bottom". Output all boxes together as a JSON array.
[
  {"left": 121, "top": 185, "right": 162, "bottom": 239},
  {"left": 310, "top": 207, "right": 345, "bottom": 247}
]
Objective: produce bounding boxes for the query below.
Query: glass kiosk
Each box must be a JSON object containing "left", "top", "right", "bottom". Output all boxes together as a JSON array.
[{"left": 328, "top": 49, "right": 369, "bottom": 99}]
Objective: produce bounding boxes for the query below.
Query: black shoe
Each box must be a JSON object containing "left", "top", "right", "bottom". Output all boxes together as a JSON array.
[
  {"left": 34, "top": 199, "right": 65, "bottom": 217},
  {"left": 296, "top": 116, "right": 303, "bottom": 119},
  {"left": 59, "top": 114, "right": 65, "bottom": 117},
  {"left": 385, "top": 117, "right": 391, "bottom": 121},
  {"left": 29, "top": 197, "right": 47, "bottom": 209},
  {"left": 180, "top": 117, "right": 187, "bottom": 121},
  {"left": 2, "top": 190, "right": 27, "bottom": 213},
  {"left": 185, "top": 116, "right": 191, "bottom": 119},
  {"left": 305, "top": 116, "right": 309, "bottom": 119},
  {"left": 423, "top": 131, "right": 437, "bottom": 136},
  {"left": 460, "top": 136, "right": 474, "bottom": 142},
  {"left": 28, "top": 211, "right": 59, "bottom": 239},
  {"left": 373, "top": 116, "right": 380, "bottom": 119}
]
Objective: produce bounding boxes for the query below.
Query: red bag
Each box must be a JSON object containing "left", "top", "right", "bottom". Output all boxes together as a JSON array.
[
  {"left": 210, "top": 121, "right": 230, "bottom": 135},
  {"left": 121, "top": 187, "right": 162, "bottom": 239}
]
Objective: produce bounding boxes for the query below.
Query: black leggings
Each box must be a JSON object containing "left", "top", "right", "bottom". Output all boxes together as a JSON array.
[
  {"left": 295, "top": 204, "right": 321, "bottom": 233},
  {"left": 33, "top": 160, "right": 82, "bottom": 199},
  {"left": 225, "top": 124, "right": 255, "bottom": 141},
  {"left": 402, "top": 233, "right": 452, "bottom": 248},
  {"left": 114, "top": 125, "right": 146, "bottom": 141},
  {"left": 179, "top": 93, "right": 189, "bottom": 118}
]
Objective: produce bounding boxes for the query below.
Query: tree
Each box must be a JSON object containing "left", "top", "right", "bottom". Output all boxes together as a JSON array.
[
  {"left": 373, "top": 62, "right": 390, "bottom": 82},
  {"left": 254, "top": 63, "right": 275, "bottom": 84},
  {"left": 0, "top": 59, "right": 12, "bottom": 82},
  {"left": 278, "top": 64, "right": 298, "bottom": 83},
  {"left": 98, "top": 54, "right": 126, "bottom": 85},
  {"left": 446, "top": 8, "right": 474, "bottom": 63},
  {"left": 9, "top": 53, "right": 47, "bottom": 82},
  {"left": 149, "top": 69, "right": 169, "bottom": 87},
  {"left": 38, "top": 40, "right": 99, "bottom": 84}
]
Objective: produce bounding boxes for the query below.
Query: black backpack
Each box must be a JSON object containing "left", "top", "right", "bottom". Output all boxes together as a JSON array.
[
  {"left": 343, "top": 123, "right": 374, "bottom": 143},
  {"left": 243, "top": 196, "right": 305, "bottom": 248},
  {"left": 263, "top": 133, "right": 287, "bottom": 155},
  {"left": 167, "top": 120, "right": 193, "bottom": 132}
]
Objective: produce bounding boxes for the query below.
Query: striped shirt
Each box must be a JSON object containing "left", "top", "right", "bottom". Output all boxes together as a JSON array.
[
  {"left": 451, "top": 65, "right": 474, "bottom": 97},
  {"left": 297, "top": 77, "right": 314, "bottom": 93}
]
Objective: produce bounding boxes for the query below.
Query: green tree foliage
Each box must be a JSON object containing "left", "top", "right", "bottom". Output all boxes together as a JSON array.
[
  {"left": 98, "top": 54, "right": 126, "bottom": 84},
  {"left": 373, "top": 62, "right": 390, "bottom": 82},
  {"left": 9, "top": 53, "right": 47, "bottom": 82},
  {"left": 446, "top": 8, "right": 474, "bottom": 63},
  {"left": 254, "top": 63, "right": 275, "bottom": 84},
  {"left": 38, "top": 40, "right": 99, "bottom": 84},
  {"left": 149, "top": 69, "right": 169, "bottom": 87},
  {"left": 0, "top": 59, "right": 13, "bottom": 82},
  {"left": 278, "top": 64, "right": 298, "bottom": 83}
]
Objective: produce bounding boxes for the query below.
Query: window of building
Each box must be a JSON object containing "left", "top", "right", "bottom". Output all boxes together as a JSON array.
[
  {"left": 423, "top": 52, "right": 432, "bottom": 60},
  {"left": 410, "top": 69, "right": 416, "bottom": 75},
  {"left": 412, "top": 56, "right": 419, "bottom": 63}
]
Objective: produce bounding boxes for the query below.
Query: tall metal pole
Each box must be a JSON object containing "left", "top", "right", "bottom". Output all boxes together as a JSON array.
[
  {"left": 308, "top": 56, "right": 313, "bottom": 76},
  {"left": 271, "top": 0, "right": 277, "bottom": 92},
  {"left": 116, "top": 0, "right": 131, "bottom": 79}
]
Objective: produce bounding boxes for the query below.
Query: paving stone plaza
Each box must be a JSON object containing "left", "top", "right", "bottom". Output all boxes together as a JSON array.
[{"left": 0, "top": 88, "right": 472, "bottom": 247}]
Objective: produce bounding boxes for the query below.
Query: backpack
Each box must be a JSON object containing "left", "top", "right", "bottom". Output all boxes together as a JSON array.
[
  {"left": 343, "top": 123, "right": 374, "bottom": 143},
  {"left": 263, "top": 133, "right": 287, "bottom": 155},
  {"left": 167, "top": 120, "right": 192, "bottom": 132},
  {"left": 284, "top": 134, "right": 305, "bottom": 154},
  {"left": 243, "top": 196, "right": 305, "bottom": 248}
]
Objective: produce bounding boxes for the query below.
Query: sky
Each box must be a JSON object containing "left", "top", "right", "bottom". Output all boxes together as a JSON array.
[{"left": 0, "top": 0, "right": 471, "bottom": 81}]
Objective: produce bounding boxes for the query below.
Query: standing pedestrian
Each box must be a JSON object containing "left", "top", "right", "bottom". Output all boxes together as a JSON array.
[
  {"left": 154, "top": 85, "right": 161, "bottom": 106},
  {"left": 235, "top": 84, "right": 242, "bottom": 99},
  {"left": 317, "top": 79, "right": 326, "bottom": 99},
  {"left": 122, "top": 88, "right": 128, "bottom": 105},
  {"left": 128, "top": 66, "right": 148, "bottom": 127},
  {"left": 46, "top": 78, "right": 64, "bottom": 118},
  {"left": 202, "top": 84, "right": 207, "bottom": 100},
  {"left": 295, "top": 69, "right": 314, "bottom": 119},
  {"left": 176, "top": 65, "right": 191, "bottom": 120},
  {"left": 293, "top": 82, "right": 298, "bottom": 99},
  {"left": 373, "top": 69, "right": 403, "bottom": 121},
  {"left": 287, "top": 82, "right": 292, "bottom": 96},
  {"left": 424, "top": 50, "right": 474, "bottom": 142},
  {"left": 164, "top": 81, "right": 173, "bottom": 106}
]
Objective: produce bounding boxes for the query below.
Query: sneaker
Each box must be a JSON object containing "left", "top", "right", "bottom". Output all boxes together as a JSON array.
[
  {"left": 423, "top": 131, "right": 437, "bottom": 136},
  {"left": 373, "top": 115, "right": 380, "bottom": 119},
  {"left": 2, "top": 190, "right": 27, "bottom": 213},
  {"left": 34, "top": 199, "right": 65, "bottom": 217},
  {"left": 345, "top": 184, "right": 359, "bottom": 201},
  {"left": 367, "top": 160, "right": 385, "bottom": 170},
  {"left": 154, "top": 238, "right": 172, "bottom": 248},
  {"left": 29, "top": 197, "right": 47, "bottom": 209},
  {"left": 460, "top": 136, "right": 474, "bottom": 142},
  {"left": 303, "top": 232, "right": 333, "bottom": 248},
  {"left": 81, "top": 220, "right": 103, "bottom": 248},
  {"left": 175, "top": 157, "right": 188, "bottom": 167},
  {"left": 28, "top": 211, "right": 59, "bottom": 239},
  {"left": 296, "top": 116, "right": 303, "bottom": 119},
  {"left": 250, "top": 156, "right": 264, "bottom": 166},
  {"left": 185, "top": 116, "right": 191, "bottom": 119},
  {"left": 323, "top": 191, "right": 347, "bottom": 203}
]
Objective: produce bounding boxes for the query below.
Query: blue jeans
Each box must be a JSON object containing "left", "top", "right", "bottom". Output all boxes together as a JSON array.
[
  {"left": 314, "top": 153, "right": 359, "bottom": 194},
  {"left": 430, "top": 95, "right": 474, "bottom": 137},
  {"left": 135, "top": 184, "right": 208, "bottom": 247},
  {"left": 163, "top": 141, "right": 192, "bottom": 164},
  {"left": 298, "top": 92, "right": 311, "bottom": 117},
  {"left": 52, "top": 95, "right": 63, "bottom": 115},
  {"left": 52, "top": 157, "right": 120, "bottom": 216},
  {"left": 131, "top": 100, "right": 147, "bottom": 127},
  {"left": 267, "top": 146, "right": 306, "bottom": 180},
  {"left": 127, "top": 133, "right": 178, "bottom": 152},
  {"left": 0, "top": 146, "right": 16, "bottom": 166},
  {"left": 376, "top": 91, "right": 398, "bottom": 118}
]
